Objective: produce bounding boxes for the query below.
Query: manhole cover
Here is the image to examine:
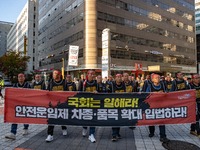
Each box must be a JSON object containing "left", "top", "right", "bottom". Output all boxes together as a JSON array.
[{"left": 162, "top": 140, "right": 200, "bottom": 150}]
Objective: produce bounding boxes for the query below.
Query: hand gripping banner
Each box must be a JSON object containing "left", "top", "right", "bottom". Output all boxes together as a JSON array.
[{"left": 4, "top": 88, "right": 196, "bottom": 126}]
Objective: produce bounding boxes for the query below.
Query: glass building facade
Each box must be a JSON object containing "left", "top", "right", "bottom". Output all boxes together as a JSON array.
[{"left": 38, "top": 0, "right": 196, "bottom": 78}]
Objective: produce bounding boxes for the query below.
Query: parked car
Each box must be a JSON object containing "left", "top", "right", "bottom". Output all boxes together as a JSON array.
[{"left": 3, "top": 79, "right": 12, "bottom": 86}]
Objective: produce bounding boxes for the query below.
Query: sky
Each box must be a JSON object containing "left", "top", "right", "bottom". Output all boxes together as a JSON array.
[{"left": 0, "top": 0, "right": 28, "bottom": 23}]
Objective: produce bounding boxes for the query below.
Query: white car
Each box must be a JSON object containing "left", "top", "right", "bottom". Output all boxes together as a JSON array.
[{"left": 3, "top": 79, "right": 12, "bottom": 86}]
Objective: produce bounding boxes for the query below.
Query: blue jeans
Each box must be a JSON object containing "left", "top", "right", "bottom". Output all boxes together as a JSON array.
[
  {"left": 112, "top": 127, "right": 120, "bottom": 137},
  {"left": 83, "top": 127, "right": 95, "bottom": 135},
  {"left": 11, "top": 124, "right": 29, "bottom": 135},
  {"left": 149, "top": 125, "right": 166, "bottom": 138}
]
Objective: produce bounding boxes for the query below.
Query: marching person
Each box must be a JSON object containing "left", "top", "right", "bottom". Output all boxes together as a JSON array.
[
  {"left": 123, "top": 73, "right": 136, "bottom": 92},
  {"left": 166, "top": 76, "right": 172, "bottom": 92},
  {"left": 108, "top": 74, "right": 126, "bottom": 141},
  {"left": 97, "top": 75, "right": 107, "bottom": 93},
  {"left": 142, "top": 75, "right": 151, "bottom": 92},
  {"left": 5, "top": 73, "right": 31, "bottom": 140},
  {"left": 0, "top": 75, "right": 4, "bottom": 99},
  {"left": 74, "top": 77, "right": 79, "bottom": 90},
  {"left": 188, "top": 74, "right": 200, "bottom": 138},
  {"left": 170, "top": 72, "right": 188, "bottom": 92},
  {"left": 103, "top": 76, "right": 108, "bottom": 84},
  {"left": 139, "top": 77, "right": 145, "bottom": 92},
  {"left": 78, "top": 70, "right": 98, "bottom": 143},
  {"left": 106, "top": 75, "right": 113, "bottom": 89},
  {"left": 187, "top": 77, "right": 192, "bottom": 85},
  {"left": 129, "top": 76, "right": 132, "bottom": 81},
  {"left": 45, "top": 69, "right": 68, "bottom": 142},
  {"left": 32, "top": 74, "right": 46, "bottom": 90},
  {"left": 146, "top": 74, "right": 170, "bottom": 143},
  {"left": 66, "top": 75, "right": 77, "bottom": 91},
  {"left": 123, "top": 73, "right": 136, "bottom": 130},
  {"left": 160, "top": 76, "right": 167, "bottom": 90}
]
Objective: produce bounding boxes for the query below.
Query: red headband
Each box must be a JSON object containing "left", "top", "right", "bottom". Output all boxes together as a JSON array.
[
  {"left": 108, "top": 75, "right": 113, "bottom": 78},
  {"left": 97, "top": 75, "right": 102, "bottom": 79},
  {"left": 18, "top": 74, "right": 25, "bottom": 77},
  {"left": 66, "top": 74, "right": 71, "bottom": 77},
  {"left": 177, "top": 73, "right": 182, "bottom": 76},
  {"left": 167, "top": 76, "right": 171, "bottom": 78},
  {"left": 161, "top": 76, "right": 165, "bottom": 78},
  {"left": 115, "top": 74, "right": 122, "bottom": 78},
  {"left": 54, "top": 70, "right": 61, "bottom": 75},
  {"left": 192, "top": 74, "right": 199, "bottom": 79},
  {"left": 123, "top": 73, "right": 129, "bottom": 76},
  {"left": 35, "top": 74, "right": 40, "bottom": 78},
  {"left": 129, "top": 76, "right": 132, "bottom": 78},
  {"left": 151, "top": 73, "right": 155, "bottom": 76},
  {"left": 87, "top": 70, "right": 95, "bottom": 75},
  {"left": 146, "top": 75, "right": 150, "bottom": 78},
  {"left": 152, "top": 74, "right": 160, "bottom": 79}
]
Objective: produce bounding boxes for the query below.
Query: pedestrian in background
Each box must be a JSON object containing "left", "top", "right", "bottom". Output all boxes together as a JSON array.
[{"left": 0, "top": 75, "right": 4, "bottom": 99}]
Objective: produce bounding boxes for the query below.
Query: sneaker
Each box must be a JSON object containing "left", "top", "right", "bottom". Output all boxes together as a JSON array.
[
  {"left": 45, "top": 135, "right": 53, "bottom": 142},
  {"left": 5, "top": 133, "right": 16, "bottom": 140},
  {"left": 117, "top": 133, "right": 122, "bottom": 139},
  {"left": 112, "top": 136, "right": 117, "bottom": 141},
  {"left": 149, "top": 133, "right": 154, "bottom": 137},
  {"left": 160, "top": 137, "right": 170, "bottom": 143},
  {"left": 22, "top": 129, "right": 28, "bottom": 135},
  {"left": 62, "top": 130, "right": 67, "bottom": 136},
  {"left": 82, "top": 128, "right": 87, "bottom": 137},
  {"left": 190, "top": 131, "right": 198, "bottom": 136},
  {"left": 88, "top": 134, "right": 96, "bottom": 143}
]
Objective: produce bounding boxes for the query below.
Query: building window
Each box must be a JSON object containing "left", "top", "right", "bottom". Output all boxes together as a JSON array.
[
  {"left": 33, "top": 48, "right": 35, "bottom": 53},
  {"left": 33, "top": 32, "right": 35, "bottom": 36},
  {"left": 34, "top": 7, "right": 36, "bottom": 11},
  {"left": 33, "top": 40, "right": 35, "bottom": 44},
  {"left": 33, "top": 57, "right": 35, "bottom": 61},
  {"left": 33, "top": 66, "right": 35, "bottom": 70},
  {"left": 33, "top": 23, "right": 35, "bottom": 28},
  {"left": 34, "top": 15, "right": 36, "bottom": 19}
]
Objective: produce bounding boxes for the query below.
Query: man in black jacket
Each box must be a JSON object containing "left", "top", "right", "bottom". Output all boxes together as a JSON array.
[
  {"left": 78, "top": 70, "right": 98, "bottom": 143},
  {"left": 170, "top": 73, "right": 188, "bottom": 92},
  {"left": 45, "top": 69, "right": 68, "bottom": 142},
  {"left": 66, "top": 74, "right": 77, "bottom": 91},
  {"left": 32, "top": 74, "right": 46, "bottom": 90},
  {"left": 108, "top": 74, "right": 126, "bottom": 141},
  {"left": 97, "top": 75, "right": 107, "bottom": 93},
  {"left": 166, "top": 76, "right": 172, "bottom": 92},
  {"left": 5, "top": 73, "right": 31, "bottom": 140},
  {"left": 189, "top": 74, "right": 200, "bottom": 138}
]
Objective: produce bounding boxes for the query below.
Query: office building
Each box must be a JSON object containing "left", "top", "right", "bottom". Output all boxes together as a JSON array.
[
  {"left": 38, "top": 0, "right": 196, "bottom": 78},
  {"left": 0, "top": 21, "right": 13, "bottom": 57},
  {"left": 7, "top": 0, "right": 38, "bottom": 73}
]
